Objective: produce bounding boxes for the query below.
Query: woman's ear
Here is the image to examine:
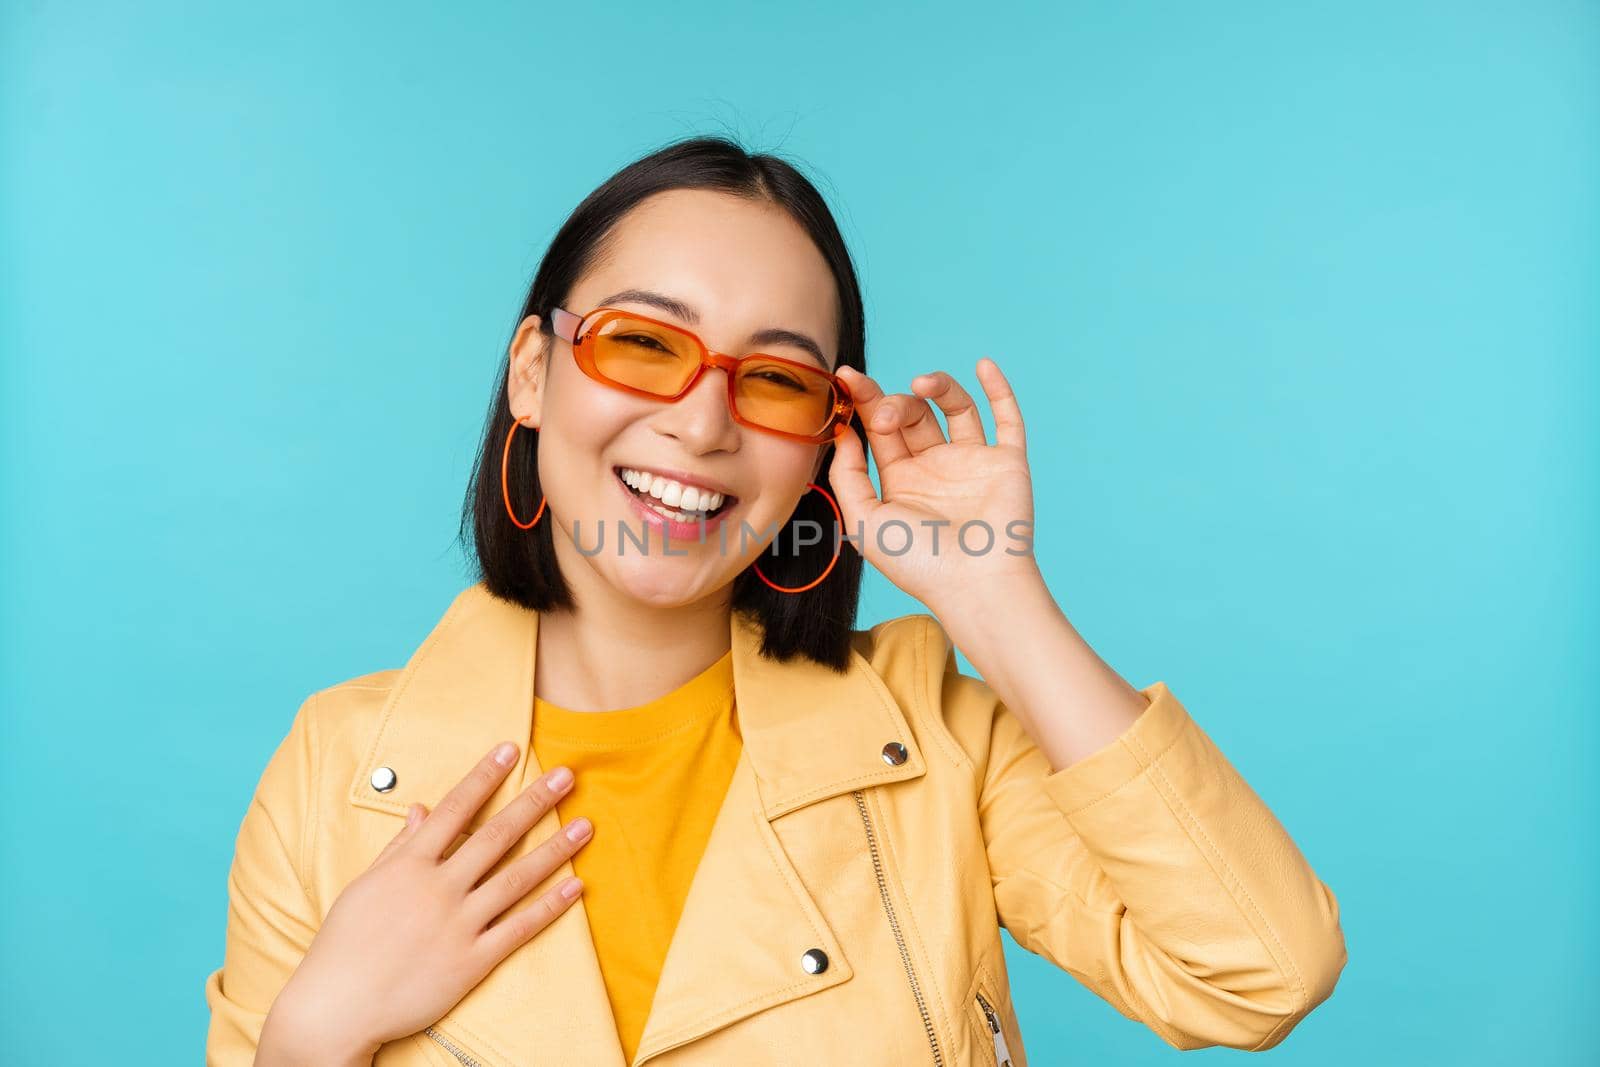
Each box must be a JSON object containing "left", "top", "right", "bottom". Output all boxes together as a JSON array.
[{"left": 507, "top": 314, "right": 547, "bottom": 428}]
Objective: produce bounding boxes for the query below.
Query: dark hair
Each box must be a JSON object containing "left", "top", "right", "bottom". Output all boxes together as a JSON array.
[{"left": 457, "top": 135, "right": 869, "bottom": 672}]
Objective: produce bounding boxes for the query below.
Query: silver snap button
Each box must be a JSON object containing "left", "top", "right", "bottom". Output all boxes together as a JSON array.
[
  {"left": 801, "top": 948, "right": 829, "bottom": 974},
  {"left": 370, "top": 766, "right": 398, "bottom": 793},
  {"left": 881, "top": 741, "right": 908, "bottom": 766}
]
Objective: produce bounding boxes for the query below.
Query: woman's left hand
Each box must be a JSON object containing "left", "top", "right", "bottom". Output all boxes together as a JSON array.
[{"left": 827, "top": 359, "right": 1042, "bottom": 614}]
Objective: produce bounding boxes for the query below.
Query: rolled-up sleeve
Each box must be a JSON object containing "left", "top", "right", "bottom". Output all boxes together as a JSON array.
[{"left": 938, "top": 623, "right": 1347, "bottom": 1051}]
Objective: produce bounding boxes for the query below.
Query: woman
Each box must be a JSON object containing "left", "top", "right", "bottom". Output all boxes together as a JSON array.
[{"left": 204, "top": 136, "right": 1346, "bottom": 1066}]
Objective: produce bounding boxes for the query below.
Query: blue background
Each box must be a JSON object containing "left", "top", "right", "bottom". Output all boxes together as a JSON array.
[{"left": 3, "top": 2, "right": 1595, "bottom": 1063}]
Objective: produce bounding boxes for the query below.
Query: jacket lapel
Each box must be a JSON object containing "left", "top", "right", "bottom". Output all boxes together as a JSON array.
[
  {"left": 344, "top": 583, "right": 626, "bottom": 1066},
  {"left": 345, "top": 582, "right": 928, "bottom": 1066},
  {"left": 631, "top": 608, "right": 929, "bottom": 1064}
]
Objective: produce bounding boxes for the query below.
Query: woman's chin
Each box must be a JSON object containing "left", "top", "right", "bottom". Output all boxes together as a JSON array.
[{"left": 605, "top": 559, "right": 728, "bottom": 609}]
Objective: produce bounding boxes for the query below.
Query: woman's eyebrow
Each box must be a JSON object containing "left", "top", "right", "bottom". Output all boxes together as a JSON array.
[{"left": 596, "top": 287, "right": 830, "bottom": 369}]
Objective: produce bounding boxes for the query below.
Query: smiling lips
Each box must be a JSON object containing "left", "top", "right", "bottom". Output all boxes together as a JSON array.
[{"left": 615, "top": 466, "right": 734, "bottom": 522}]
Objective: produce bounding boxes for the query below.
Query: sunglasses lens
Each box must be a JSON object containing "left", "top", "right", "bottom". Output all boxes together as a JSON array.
[
  {"left": 734, "top": 357, "right": 837, "bottom": 438},
  {"left": 590, "top": 315, "right": 701, "bottom": 396},
  {"left": 586, "top": 314, "right": 839, "bottom": 440}
]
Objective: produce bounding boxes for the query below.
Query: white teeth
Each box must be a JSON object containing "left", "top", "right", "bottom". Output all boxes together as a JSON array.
[
  {"left": 618, "top": 467, "right": 726, "bottom": 513},
  {"left": 646, "top": 500, "right": 705, "bottom": 523}
]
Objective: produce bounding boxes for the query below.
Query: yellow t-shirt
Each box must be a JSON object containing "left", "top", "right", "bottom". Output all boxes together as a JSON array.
[{"left": 532, "top": 648, "right": 740, "bottom": 1064}]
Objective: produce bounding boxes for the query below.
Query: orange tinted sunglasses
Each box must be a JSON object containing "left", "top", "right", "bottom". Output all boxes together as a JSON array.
[{"left": 547, "top": 306, "right": 855, "bottom": 445}]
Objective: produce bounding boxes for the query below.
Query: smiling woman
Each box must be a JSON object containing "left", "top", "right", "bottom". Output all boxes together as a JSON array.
[
  {"left": 478, "top": 155, "right": 868, "bottom": 665},
  {"left": 205, "top": 135, "right": 1346, "bottom": 1067}
]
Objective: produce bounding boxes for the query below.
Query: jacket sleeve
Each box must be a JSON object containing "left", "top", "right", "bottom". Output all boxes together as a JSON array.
[
  {"left": 203, "top": 692, "right": 324, "bottom": 1065},
  {"left": 929, "top": 619, "right": 1347, "bottom": 1051}
]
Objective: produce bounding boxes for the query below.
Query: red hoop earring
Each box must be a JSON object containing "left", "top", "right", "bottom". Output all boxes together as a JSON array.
[
  {"left": 753, "top": 482, "right": 843, "bottom": 594},
  {"left": 501, "top": 420, "right": 547, "bottom": 530}
]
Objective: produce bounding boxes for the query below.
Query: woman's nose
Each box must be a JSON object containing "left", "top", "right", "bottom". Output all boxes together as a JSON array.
[{"left": 657, "top": 367, "right": 739, "bottom": 447}]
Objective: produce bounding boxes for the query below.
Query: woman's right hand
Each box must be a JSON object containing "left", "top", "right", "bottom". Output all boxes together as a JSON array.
[{"left": 258, "top": 741, "right": 592, "bottom": 1064}]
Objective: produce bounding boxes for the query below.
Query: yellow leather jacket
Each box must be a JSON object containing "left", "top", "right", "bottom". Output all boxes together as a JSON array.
[{"left": 204, "top": 582, "right": 1346, "bottom": 1065}]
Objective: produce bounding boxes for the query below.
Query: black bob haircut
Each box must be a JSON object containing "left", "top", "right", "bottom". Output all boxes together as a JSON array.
[{"left": 457, "top": 135, "right": 870, "bottom": 672}]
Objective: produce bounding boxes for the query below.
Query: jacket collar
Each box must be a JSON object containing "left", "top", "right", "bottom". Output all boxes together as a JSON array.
[{"left": 342, "top": 582, "right": 927, "bottom": 1066}]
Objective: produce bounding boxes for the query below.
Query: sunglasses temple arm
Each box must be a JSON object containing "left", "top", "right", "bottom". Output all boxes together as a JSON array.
[{"left": 549, "top": 307, "right": 582, "bottom": 342}]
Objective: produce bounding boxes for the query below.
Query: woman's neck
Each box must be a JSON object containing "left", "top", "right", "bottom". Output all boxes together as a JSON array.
[{"left": 532, "top": 579, "right": 734, "bottom": 713}]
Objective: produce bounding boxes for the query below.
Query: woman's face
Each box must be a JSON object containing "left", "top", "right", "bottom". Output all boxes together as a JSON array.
[{"left": 506, "top": 187, "right": 842, "bottom": 610}]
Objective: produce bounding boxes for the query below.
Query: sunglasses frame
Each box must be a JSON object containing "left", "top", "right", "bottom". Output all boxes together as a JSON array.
[{"left": 547, "top": 306, "right": 855, "bottom": 445}]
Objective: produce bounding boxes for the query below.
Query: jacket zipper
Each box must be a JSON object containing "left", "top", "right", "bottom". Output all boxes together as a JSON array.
[
  {"left": 424, "top": 1024, "right": 485, "bottom": 1066},
  {"left": 974, "top": 990, "right": 1014, "bottom": 1067},
  {"left": 853, "top": 789, "right": 944, "bottom": 1066}
]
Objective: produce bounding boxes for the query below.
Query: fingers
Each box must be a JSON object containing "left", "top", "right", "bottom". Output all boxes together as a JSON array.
[
  {"left": 842, "top": 365, "right": 1001, "bottom": 459},
  {"left": 880, "top": 392, "right": 947, "bottom": 454},
  {"left": 370, "top": 802, "right": 429, "bottom": 867},
  {"left": 836, "top": 366, "right": 912, "bottom": 466},
  {"left": 443, "top": 765, "right": 577, "bottom": 888},
  {"left": 977, "top": 357, "right": 1026, "bottom": 451},
  {"left": 476, "top": 873, "right": 585, "bottom": 964},
  {"left": 838, "top": 361, "right": 1024, "bottom": 467},
  {"left": 411, "top": 741, "right": 523, "bottom": 859},
  {"left": 826, "top": 428, "right": 880, "bottom": 524},
  {"left": 467, "top": 811, "right": 594, "bottom": 929},
  {"left": 912, "top": 371, "right": 988, "bottom": 446}
]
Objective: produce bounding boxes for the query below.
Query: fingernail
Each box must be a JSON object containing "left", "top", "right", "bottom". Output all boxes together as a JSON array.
[
  {"left": 874, "top": 409, "right": 895, "bottom": 426},
  {"left": 492, "top": 741, "right": 518, "bottom": 766},
  {"left": 546, "top": 765, "right": 574, "bottom": 791},
  {"left": 565, "top": 817, "right": 592, "bottom": 842},
  {"left": 561, "top": 877, "right": 583, "bottom": 899}
]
